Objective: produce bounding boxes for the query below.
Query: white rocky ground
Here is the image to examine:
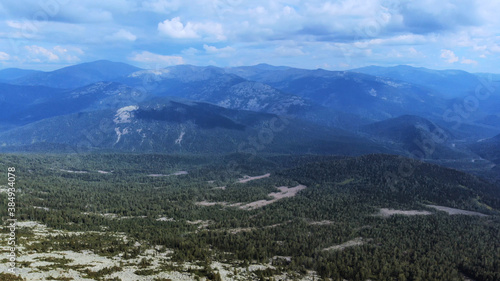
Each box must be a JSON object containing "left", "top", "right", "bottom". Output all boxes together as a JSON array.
[
  {"left": 425, "top": 205, "right": 489, "bottom": 217},
  {"left": 59, "top": 169, "right": 88, "bottom": 174},
  {"left": 226, "top": 221, "right": 291, "bottom": 234},
  {"left": 237, "top": 173, "right": 271, "bottom": 183},
  {"left": 376, "top": 208, "right": 432, "bottom": 217},
  {"left": 239, "top": 185, "right": 307, "bottom": 209},
  {"left": 147, "top": 171, "right": 188, "bottom": 177},
  {"left": 375, "top": 206, "right": 489, "bottom": 218},
  {"left": 196, "top": 184, "right": 307, "bottom": 210},
  {"left": 1, "top": 221, "right": 318, "bottom": 281},
  {"left": 308, "top": 220, "right": 335, "bottom": 225},
  {"left": 322, "top": 237, "right": 370, "bottom": 251}
]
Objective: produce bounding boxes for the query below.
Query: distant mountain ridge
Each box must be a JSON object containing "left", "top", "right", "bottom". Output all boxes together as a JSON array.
[
  {"left": 0, "top": 98, "right": 387, "bottom": 155},
  {"left": 0, "top": 60, "right": 499, "bottom": 182},
  {"left": 361, "top": 115, "right": 471, "bottom": 160},
  {"left": 0, "top": 83, "right": 64, "bottom": 130},
  {"left": 470, "top": 133, "right": 500, "bottom": 164},
  {"left": 0, "top": 68, "right": 43, "bottom": 81},
  {"left": 122, "top": 65, "right": 309, "bottom": 116},
  {"left": 0, "top": 81, "right": 149, "bottom": 130},
  {"left": 227, "top": 65, "right": 448, "bottom": 120},
  {"left": 10, "top": 60, "right": 141, "bottom": 88},
  {"left": 352, "top": 65, "right": 485, "bottom": 98}
]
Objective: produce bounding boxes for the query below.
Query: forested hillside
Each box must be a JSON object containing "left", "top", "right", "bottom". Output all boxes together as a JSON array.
[{"left": 1, "top": 153, "right": 499, "bottom": 280}]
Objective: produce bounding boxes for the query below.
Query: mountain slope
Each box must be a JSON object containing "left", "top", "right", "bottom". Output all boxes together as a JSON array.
[
  {"left": 279, "top": 153, "right": 500, "bottom": 211},
  {"left": 122, "top": 65, "right": 311, "bottom": 116},
  {"left": 226, "top": 65, "right": 448, "bottom": 121},
  {"left": 1, "top": 82, "right": 150, "bottom": 129},
  {"left": 0, "top": 98, "right": 387, "bottom": 155},
  {"left": 0, "top": 68, "right": 43, "bottom": 81},
  {"left": 124, "top": 65, "right": 374, "bottom": 129},
  {"left": 352, "top": 65, "right": 484, "bottom": 98},
  {"left": 470, "top": 133, "right": 500, "bottom": 164},
  {"left": 12, "top": 60, "right": 141, "bottom": 89},
  {"left": 223, "top": 63, "right": 292, "bottom": 81},
  {"left": 0, "top": 83, "right": 64, "bottom": 130},
  {"left": 361, "top": 115, "right": 471, "bottom": 159}
]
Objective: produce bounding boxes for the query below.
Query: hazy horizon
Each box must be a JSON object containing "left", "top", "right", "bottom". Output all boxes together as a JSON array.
[{"left": 2, "top": 59, "right": 500, "bottom": 75}]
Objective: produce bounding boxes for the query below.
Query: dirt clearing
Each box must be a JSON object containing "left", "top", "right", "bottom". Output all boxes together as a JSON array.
[
  {"left": 323, "top": 237, "right": 370, "bottom": 251},
  {"left": 239, "top": 185, "right": 307, "bottom": 210},
  {"left": 376, "top": 208, "right": 432, "bottom": 217},
  {"left": 237, "top": 173, "right": 271, "bottom": 183},
  {"left": 426, "top": 205, "right": 488, "bottom": 217}
]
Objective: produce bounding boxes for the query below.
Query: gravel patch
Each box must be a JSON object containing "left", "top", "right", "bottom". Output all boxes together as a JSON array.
[
  {"left": 376, "top": 208, "right": 432, "bottom": 217},
  {"left": 240, "top": 185, "right": 307, "bottom": 209},
  {"left": 426, "top": 205, "right": 488, "bottom": 217},
  {"left": 148, "top": 171, "right": 188, "bottom": 177},
  {"left": 323, "top": 237, "right": 368, "bottom": 251},
  {"left": 237, "top": 173, "right": 271, "bottom": 183}
]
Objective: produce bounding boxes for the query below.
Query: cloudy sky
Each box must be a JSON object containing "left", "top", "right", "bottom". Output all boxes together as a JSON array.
[{"left": 0, "top": 0, "right": 499, "bottom": 72}]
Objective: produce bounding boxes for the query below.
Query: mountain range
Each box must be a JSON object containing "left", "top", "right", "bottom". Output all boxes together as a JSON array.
[
  {"left": 360, "top": 115, "right": 472, "bottom": 160},
  {"left": 0, "top": 68, "right": 43, "bottom": 81},
  {"left": 7, "top": 60, "right": 141, "bottom": 89},
  {"left": 0, "top": 60, "right": 498, "bottom": 181},
  {"left": 352, "top": 65, "right": 484, "bottom": 99}
]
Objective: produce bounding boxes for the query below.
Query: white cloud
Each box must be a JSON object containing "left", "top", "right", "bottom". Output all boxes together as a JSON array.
[
  {"left": 310, "top": 0, "right": 381, "bottom": 17},
  {"left": 440, "top": 49, "right": 459, "bottom": 63},
  {"left": 475, "top": 0, "right": 500, "bottom": 26},
  {"left": 233, "top": 3, "right": 303, "bottom": 41},
  {"left": 473, "top": 45, "right": 488, "bottom": 51},
  {"left": 158, "top": 17, "right": 225, "bottom": 40},
  {"left": 408, "top": 47, "right": 426, "bottom": 57},
  {"left": 181, "top": 47, "right": 199, "bottom": 56},
  {"left": 158, "top": 17, "right": 197, "bottom": 38},
  {"left": 461, "top": 58, "right": 478, "bottom": 65},
  {"left": 0, "top": 51, "right": 10, "bottom": 60},
  {"left": 5, "top": 20, "right": 40, "bottom": 39},
  {"left": 58, "top": 5, "right": 114, "bottom": 23},
  {"left": 6, "top": 20, "right": 24, "bottom": 29},
  {"left": 203, "top": 44, "right": 235, "bottom": 56},
  {"left": 23, "top": 45, "right": 83, "bottom": 63},
  {"left": 282, "top": 5, "right": 295, "bottom": 16},
  {"left": 358, "top": 34, "right": 430, "bottom": 48},
  {"left": 387, "top": 49, "right": 403, "bottom": 58},
  {"left": 274, "top": 46, "right": 305, "bottom": 57},
  {"left": 53, "top": 46, "right": 83, "bottom": 62},
  {"left": 107, "top": 29, "right": 137, "bottom": 41},
  {"left": 316, "top": 62, "right": 331, "bottom": 69},
  {"left": 141, "top": 0, "right": 180, "bottom": 13},
  {"left": 129, "top": 51, "right": 184, "bottom": 66},
  {"left": 25, "top": 45, "right": 59, "bottom": 61}
]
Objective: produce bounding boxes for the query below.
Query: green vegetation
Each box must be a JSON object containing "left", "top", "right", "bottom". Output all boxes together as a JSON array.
[
  {"left": 1, "top": 153, "right": 499, "bottom": 280},
  {"left": 46, "top": 276, "right": 73, "bottom": 281},
  {"left": 0, "top": 273, "right": 26, "bottom": 281},
  {"left": 81, "top": 266, "right": 123, "bottom": 280}
]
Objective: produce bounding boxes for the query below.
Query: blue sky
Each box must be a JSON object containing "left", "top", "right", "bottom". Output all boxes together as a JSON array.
[{"left": 0, "top": 0, "right": 499, "bottom": 72}]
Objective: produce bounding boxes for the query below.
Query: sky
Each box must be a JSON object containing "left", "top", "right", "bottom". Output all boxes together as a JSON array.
[{"left": 0, "top": 0, "right": 499, "bottom": 72}]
